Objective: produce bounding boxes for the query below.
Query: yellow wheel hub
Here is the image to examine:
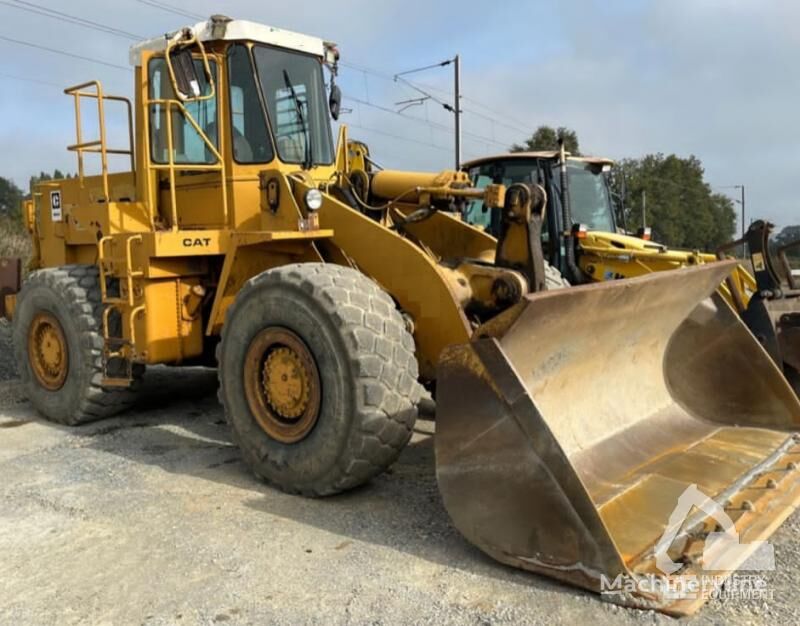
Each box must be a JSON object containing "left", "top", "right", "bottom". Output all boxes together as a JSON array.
[
  {"left": 28, "top": 312, "right": 69, "bottom": 391},
  {"left": 263, "top": 347, "right": 311, "bottom": 419},
  {"left": 243, "top": 327, "right": 322, "bottom": 444}
]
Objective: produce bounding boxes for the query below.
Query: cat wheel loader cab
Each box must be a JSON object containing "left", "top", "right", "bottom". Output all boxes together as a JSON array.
[
  {"left": 2, "top": 15, "right": 800, "bottom": 616},
  {"left": 462, "top": 151, "right": 800, "bottom": 395}
]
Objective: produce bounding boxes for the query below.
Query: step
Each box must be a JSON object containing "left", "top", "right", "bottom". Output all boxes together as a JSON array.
[{"left": 101, "top": 377, "right": 133, "bottom": 388}]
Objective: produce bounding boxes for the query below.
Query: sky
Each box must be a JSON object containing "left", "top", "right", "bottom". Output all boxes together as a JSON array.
[{"left": 0, "top": 0, "right": 798, "bottom": 230}]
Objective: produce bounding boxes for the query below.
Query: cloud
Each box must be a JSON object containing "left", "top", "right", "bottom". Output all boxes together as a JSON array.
[{"left": 0, "top": 0, "right": 797, "bottom": 229}]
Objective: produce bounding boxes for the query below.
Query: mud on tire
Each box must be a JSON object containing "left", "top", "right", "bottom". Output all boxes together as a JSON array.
[
  {"left": 217, "top": 263, "right": 424, "bottom": 496},
  {"left": 12, "top": 265, "right": 142, "bottom": 425}
]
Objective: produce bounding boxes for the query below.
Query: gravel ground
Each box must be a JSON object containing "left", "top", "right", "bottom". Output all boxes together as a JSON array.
[
  {"left": 0, "top": 320, "right": 17, "bottom": 380},
  {"left": 1, "top": 328, "right": 798, "bottom": 625}
]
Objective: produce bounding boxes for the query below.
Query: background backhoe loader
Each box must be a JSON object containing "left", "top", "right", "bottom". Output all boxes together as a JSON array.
[
  {"left": 460, "top": 150, "right": 800, "bottom": 394},
  {"left": 1, "top": 15, "right": 799, "bottom": 615}
]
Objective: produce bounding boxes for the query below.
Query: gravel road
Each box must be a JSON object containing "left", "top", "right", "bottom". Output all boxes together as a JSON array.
[
  {"left": 1, "top": 326, "right": 799, "bottom": 625},
  {"left": 0, "top": 320, "right": 17, "bottom": 381}
]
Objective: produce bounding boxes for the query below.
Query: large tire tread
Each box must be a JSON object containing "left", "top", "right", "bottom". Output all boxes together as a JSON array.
[
  {"left": 12, "top": 264, "right": 142, "bottom": 425},
  {"left": 217, "top": 263, "right": 424, "bottom": 496}
]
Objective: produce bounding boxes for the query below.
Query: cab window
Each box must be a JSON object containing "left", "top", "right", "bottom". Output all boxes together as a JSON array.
[
  {"left": 252, "top": 45, "right": 334, "bottom": 165},
  {"left": 462, "top": 173, "right": 493, "bottom": 229},
  {"left": 227, "top": 44, "right": 274, "bottom": 163},
  {"left": 148, "top": 57, "right": 218, "bottom": 164},
  {"left": 550, "top": 162, "right": 616, "bottom": 232}
]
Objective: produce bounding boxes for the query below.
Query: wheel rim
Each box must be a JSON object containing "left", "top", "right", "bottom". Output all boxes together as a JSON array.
[
  {"left": 243, "top": 327, "right": 321, "bottom": 443},
  {"left": 28, "top": 312, "right": 69, "bottom": 391}
]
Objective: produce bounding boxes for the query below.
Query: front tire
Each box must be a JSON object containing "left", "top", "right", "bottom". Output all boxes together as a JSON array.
[{"left": 217, "top": 263, "right": 423, "bottom": 496}]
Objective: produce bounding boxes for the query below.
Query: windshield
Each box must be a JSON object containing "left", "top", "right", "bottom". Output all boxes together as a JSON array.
[
  {"left": 564, "top": 161, "right": 615, "bottom": 232},
  {"left": 253, "top": 45, "right": 334, "bottom": 165}
]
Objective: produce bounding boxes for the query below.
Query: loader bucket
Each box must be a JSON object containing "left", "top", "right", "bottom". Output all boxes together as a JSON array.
[{"left": 436, "top": 261, "right": 800, "bottom": 616}]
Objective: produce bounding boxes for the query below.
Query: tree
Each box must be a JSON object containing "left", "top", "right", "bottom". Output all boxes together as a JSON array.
[
  {"left": 612, "top": 153, "right": 736, "bottom": 250},
  {"left": 775, "top": 225, "right": 800, "bottom": 264},
  {"left": 28, "top": 169, "right": 71, "bottom": 191},
  {"left": 0, "top": 176, "right": 23, "bottom": 219},
  {"left": 775, "top": 225, "right": 800, "bottom": 246},
  {"left": 511, "top": 125, "right": 581, "bottom": 155}
]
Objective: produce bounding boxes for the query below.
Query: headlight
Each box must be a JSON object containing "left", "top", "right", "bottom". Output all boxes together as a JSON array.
[{"left": 304, "top": 189, "right": 323, "bottom": 211}]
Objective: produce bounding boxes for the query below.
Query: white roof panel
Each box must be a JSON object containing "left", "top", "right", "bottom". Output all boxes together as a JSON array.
[{"left": 129, "top": 17, "right": 332, "bottom": 66}]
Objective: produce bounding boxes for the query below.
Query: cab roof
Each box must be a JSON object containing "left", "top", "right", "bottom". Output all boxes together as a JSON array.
[
  {"left": 462, "top": 151, "right": 615, "bottom": 169},
  {"left": 129, "top": 16, "right": 334, "bottom": 66}
]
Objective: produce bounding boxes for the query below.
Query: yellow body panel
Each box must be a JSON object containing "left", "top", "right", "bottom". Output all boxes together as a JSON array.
[
  {"left": 578, "top": 230, "right": 756, "bottom": 311},
  {"left": 292, "top": 176, "right": 472, "bottom": 378},
  {"left": 138, "top": 278, "right": 204, "bottom": 363}
]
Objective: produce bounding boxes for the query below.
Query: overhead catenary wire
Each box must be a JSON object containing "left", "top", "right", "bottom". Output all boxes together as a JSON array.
[
  {"left": 0, "top": 34, "right": 131, "bottom": 71},
  {"left": 394, "top": 58, "right": 453, "bottom": 78},
  {"left": 135, "top": 0, "right": 205, "bottom": 21},
  {"left": 340, "top": 60, "right": 532, "bottom": 141},
  {"left": 2, "top": 0, "right": 143, "bottom": 40},
  {"left": 0, "top": 5, "right": 530, "bottom": 153},
  {"left": 341, "top": 63, "right": 522, "bottom": 149},
  {"left": 344, "top": 121, "right": 452, "bottom": 154},
  {"left": 0, "top": 71, "right": 62, "bottom": 88},
  {"left": 402, "top": 76, "right": 533, "bottom": 133},
  {"left": 345, "top": 96, "right": 511, "bottom": 149},
  {"left": 341, "top": 62, "right": 453, "bottom": 110},
  {"left": 460, "top": 107, "right": 531, "bottom": 137},
  {"left": 0, "top": 5, "right": 523, "bottom": 160}
]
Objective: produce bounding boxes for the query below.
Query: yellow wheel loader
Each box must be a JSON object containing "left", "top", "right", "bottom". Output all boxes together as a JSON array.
[
  {"left": 1, "top": 16, "right": 799, "bottom": 616},
  {"left": 462, "top": 151, "right": 800, "bottom": 395}
]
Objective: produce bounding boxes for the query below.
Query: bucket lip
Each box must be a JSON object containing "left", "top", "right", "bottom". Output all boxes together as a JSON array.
[
  {"left": 473, "top": 260, "right": 739, "bottom": 343},
  {"left": 535, "top": 259, "right": 738, "bottom": 301},
  {"left": 597, "top": 433, "right": 800, "bottom": 616}
]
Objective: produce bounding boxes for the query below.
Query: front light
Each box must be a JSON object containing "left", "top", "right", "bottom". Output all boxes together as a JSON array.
[{"left": 304, "top": 189, "right": 323, "bottom": 211}]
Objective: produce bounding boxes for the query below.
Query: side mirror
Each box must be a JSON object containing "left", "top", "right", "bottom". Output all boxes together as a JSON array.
[
  {"left": 169, "top": 48, "right": 202, "bottom": 100},
  {"left": 329, "top": 83, "right": 342, "bottom": 121}
]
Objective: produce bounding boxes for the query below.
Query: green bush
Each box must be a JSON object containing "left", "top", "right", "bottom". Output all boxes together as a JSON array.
[{"left": 0, "top": 216, "right": 31, "bottom": 267}]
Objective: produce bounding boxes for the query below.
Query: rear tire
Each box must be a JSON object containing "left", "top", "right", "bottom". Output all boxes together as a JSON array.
[
  {"left": 12, "top": 265, "right": 142, "bottom": 425},
  {"left": 217, "top": 263, "right": 424, "bottom": 496}
]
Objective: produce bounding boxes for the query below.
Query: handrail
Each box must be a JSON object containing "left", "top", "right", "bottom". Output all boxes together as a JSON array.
[
  {"left": 137, "top": 26, "right": 227, "bottom": 231},
  {"left": 144, "top": 95, "right": 227, "bottom": 231},
  {"left": 64, "top": 80, "right": 136, "bottom": 202}
]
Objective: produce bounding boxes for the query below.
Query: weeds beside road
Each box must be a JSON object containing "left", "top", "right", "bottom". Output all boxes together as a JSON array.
[{"left": 0, "top": 216, "right": 30, "bottom": 267}]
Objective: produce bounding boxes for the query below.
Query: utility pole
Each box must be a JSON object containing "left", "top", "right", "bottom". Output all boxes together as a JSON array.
[
  {"left": 736, "top": 184, "right": 745, "bottom": 240},
  {"left": 453, "top": 54, "right": 461, "bottom": 170},
  {"left": 394, "top": 55, "right": 461, "bottom": 170},
  {"left": 641, "top": 189, "right": 647, "bottom": 228},
  {"left": 716, "top": 184, "right": 747, "bottom": 240}
]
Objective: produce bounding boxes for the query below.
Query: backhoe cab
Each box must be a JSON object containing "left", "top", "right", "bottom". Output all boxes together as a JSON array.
[
  {"left": 462, "top": 151, "right": 706, "bottom": 280},
  {"left": 4, "top": 16, "right": 800, "bottom": 616}
]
